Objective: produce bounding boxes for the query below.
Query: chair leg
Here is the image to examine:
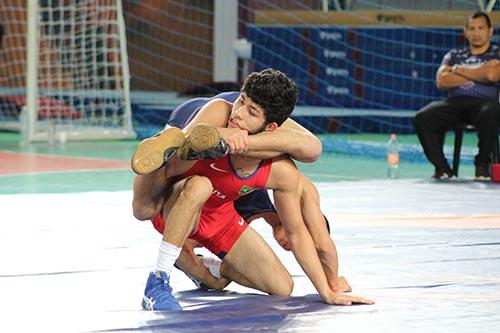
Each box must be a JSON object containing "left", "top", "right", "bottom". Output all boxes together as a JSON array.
[
  {"left": 452, "top": 128, "right": 464, "bottom": 176},
  {"left": 492, "top": 131, "right": 499, "bottom": 164}
]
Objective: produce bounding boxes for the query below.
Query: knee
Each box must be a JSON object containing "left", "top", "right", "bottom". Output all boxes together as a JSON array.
[
  {"left": 274, "top": 276, "right": 294, "bottom": 296},
  {"left": 268, "top": 273, "right": 294, "bottom": 296},
  {"left": 478, "top": 102, "right": 500, "bottom": 123},
  {"left": 414, "top": 101, "right": 443, "bottom": 126},
  {"left": 414, "top": 108, "right": 431, "bottom": 128},
  {"left": 132, "top": 201, "right": 157, "bottom": 221},
  {"left": 413, "top": 111, "right": 426, "bottom": 130},
  {"left": 180, "top": 175, "right": 213, "bottom": 205},
  {"left": 132, "top": 194, "right": 161, "bottom": 221}
]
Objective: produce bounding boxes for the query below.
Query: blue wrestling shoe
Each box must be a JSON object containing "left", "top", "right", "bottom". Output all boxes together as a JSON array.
[{"left": 141, "top": 271, "right": 182, "bottom": 311}]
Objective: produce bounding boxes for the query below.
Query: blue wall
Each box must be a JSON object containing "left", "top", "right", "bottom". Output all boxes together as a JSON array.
[{"left": 246, "top": 26, "right": 463, "bottom": 111}]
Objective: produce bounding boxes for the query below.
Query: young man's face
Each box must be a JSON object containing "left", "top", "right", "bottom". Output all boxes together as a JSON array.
[
  {"left": 228, "top": 93, "right": 269, "bottom": 134},
  {"left": 464, "top": 16, "right": 493, "bottom": 49}
]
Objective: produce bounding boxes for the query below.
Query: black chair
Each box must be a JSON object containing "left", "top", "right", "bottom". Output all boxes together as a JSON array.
[{"left": 452, "top": 124, "right": 500, "bottom": 176}]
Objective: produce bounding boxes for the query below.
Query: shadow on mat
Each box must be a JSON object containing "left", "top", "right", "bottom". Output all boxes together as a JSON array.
[{"left": 95, "top": 290, "right": 340, "bottom": 332}]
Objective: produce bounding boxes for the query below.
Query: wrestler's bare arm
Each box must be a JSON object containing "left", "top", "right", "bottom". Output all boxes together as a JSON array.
[
  {"left": 182, "top": 99, "right": 322, "bottom": 162},
  {"left": 268, "top": 157, "right": 373, "bottom": 305},
  {"left": 298, "top": 176, "right": 341, "bottom": 292}
]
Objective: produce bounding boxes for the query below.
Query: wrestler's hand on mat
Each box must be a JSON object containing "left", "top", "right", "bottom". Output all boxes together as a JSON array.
[
  {"left": 324, "top": 271, "right": 351, "bottom": 293},
  {"left": 219, "top": 127, "right": 249, "bottom": 154},
  {"left": 325, "top": 292, "right": 374, "bottom": 306},
  {"left": 337, "top": 276, "right": 352, "bottom": 293}
]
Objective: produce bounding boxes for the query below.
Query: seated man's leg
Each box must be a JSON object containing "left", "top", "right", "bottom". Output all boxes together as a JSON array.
[
  {"left": 472, "top": 100, "right": 500, "bottom": 179},
  {"left": 414, "top": 100, "right": 458, "bottom": 177}
]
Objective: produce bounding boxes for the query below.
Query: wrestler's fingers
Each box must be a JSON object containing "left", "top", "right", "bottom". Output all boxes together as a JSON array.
[{"left": 349, "top": 296, "right": 375, "bottom": 305}]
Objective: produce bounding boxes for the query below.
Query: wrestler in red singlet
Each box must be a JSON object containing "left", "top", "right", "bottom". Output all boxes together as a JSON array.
[{"left": 152, "top": 155, "right": 272, "bottom": 258}]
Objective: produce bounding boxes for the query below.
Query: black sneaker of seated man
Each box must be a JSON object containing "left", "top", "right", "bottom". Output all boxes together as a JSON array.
[
  {"left": 432, "top": 169, "right": 455, "bottom": 180},
  {"left": 474, "top": 164, "right": 491, "bottom": 181}
]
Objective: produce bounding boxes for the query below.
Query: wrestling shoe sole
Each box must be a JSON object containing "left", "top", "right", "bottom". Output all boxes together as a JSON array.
[
  {"left": 187, "top": 124, "right": 220, "bottom": 152},
  {"left": 178, "top": 124, "right": 220, "bottom": 159},
  {"left": 131, "top": 127, "right": 185, "bottom": 175}
]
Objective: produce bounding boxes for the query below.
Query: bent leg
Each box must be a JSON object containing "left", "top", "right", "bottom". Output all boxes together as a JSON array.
[
  {"left": 472, "top": 100, "right": 500, "bottom": 166},
  {"left": 161, "top": 175, "right": 213, "bottom": 246},
  {"left": 141, "top": 176, "right": 213, "bottom": 311},
  {"left": 414, "top": 100, "right": 458, "bottom": 174},
  {"left": 175, "top": 239, "right": 232, "bottom": 290},
  {"left": 222, "top": 226, "right": 293, "bottom": 296}
]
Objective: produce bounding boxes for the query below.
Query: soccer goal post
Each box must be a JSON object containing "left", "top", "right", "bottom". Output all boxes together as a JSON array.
[{"left": 0, "top": 0, "right": 135, "bottom": 143}]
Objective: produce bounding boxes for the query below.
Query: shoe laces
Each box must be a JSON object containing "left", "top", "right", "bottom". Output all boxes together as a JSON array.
[{"left": 153, "top": 272, "right": 173, "bottom": 293}]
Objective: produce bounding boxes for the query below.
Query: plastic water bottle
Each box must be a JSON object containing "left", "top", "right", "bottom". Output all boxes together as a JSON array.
[{"left": 387, "top": 133, "right": 400, "bottom": 179}]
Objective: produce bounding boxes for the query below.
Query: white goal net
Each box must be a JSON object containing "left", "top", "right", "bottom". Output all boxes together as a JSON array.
[{"left": 0, "top": 0, "right": 135, "bottom": 143}]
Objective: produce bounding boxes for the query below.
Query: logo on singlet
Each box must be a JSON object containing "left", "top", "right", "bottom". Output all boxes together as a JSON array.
[
  {"left": 237, "top": 218, "right": 245, "bottom": 226},
  {"left": 212, "top": 189, "right": 226, "bottom": 200},
  {"left": 238, "top": 185, "right": 255, "bottom": 196},
  {"left": 209, "top": 162, "right": 228, "bottom": 173}
]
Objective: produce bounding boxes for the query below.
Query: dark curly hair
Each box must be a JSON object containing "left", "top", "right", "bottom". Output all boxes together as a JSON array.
[{"left": 241, "top": 69, "right": 298, "bottom": 126}]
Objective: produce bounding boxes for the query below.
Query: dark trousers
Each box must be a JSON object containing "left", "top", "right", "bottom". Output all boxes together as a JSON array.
[{"left": 414, "top": 96, "right": 500, "bottom": 172}]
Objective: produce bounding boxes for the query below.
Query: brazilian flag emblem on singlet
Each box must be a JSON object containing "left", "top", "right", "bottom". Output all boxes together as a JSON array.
[{"left": 238, "top": 185, "right": 255, "bottom": 196}]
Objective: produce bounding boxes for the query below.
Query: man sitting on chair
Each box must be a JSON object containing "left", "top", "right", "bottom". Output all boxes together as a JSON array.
[{"left": 414, "top": 11, "right": 500, "bottom": 180}]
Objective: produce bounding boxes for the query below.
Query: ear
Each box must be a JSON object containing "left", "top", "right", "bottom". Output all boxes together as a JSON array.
[{"left": 264, "top": 122, "right": 278, "bottom": 132}]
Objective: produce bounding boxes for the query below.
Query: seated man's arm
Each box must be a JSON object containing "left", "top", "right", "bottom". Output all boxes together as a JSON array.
[
  {"left": 268, "top": 157, "right": 373, "bottom": 305},
  {"left": 454, "top": 59, "right": 500, "bottom": 84},
  {"left": 182, "top": 98, "right": 322, "bottom": 162},
  {"left": 435, "top": 64, "right": 472, "bottom": 89},
  {"left": 484, "top": 59, "right": 500, "bottom": 82}
]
